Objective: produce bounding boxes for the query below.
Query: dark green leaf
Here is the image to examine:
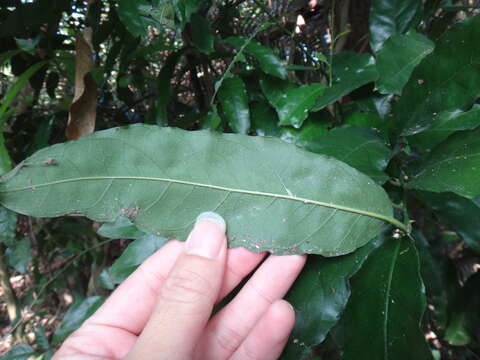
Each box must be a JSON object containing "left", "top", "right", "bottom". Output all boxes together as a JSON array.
[
  {"left": 173, "top": 0, "right": 202, "bottom": 29},
  {"left": 417, "top": 191, "right": 480, "bottom": 253},
  {"left": 116, "top": 0, "right": 174, "bottom": 37},
  {"left": 414, "top": 230, "right": 448, "bottom": 329},
  {"left": 296, "top": 125, "right": 391, "bottom": 184},
  {"left": 53, "top": 296, "right": 105, "bottom": 344},
  {"left": 190, "top": 13, "right": 214, "bottom": 54},
  {"left": 250, "top": 102, "right": 281, "bottom": 137},
  {"left": 224, "top": 37, "right": 287, "bottom": 80},
  {"left": 445, "top": 312, "right": 472, "bottom": 346},
  {"left": 97, "top": 216, "right": 145, "bottom": 240},
  {"left": 410, "top": 105, "right": 480, "bottom": 152},
  {"left": 202, "top": 105, "right": 222, "bottom": 131},
  {"left": 105, "top": 235, "right": 168, "bottom": 286},
  {"left": 218, "top": 75, "right": 250, "bottom": 134},
  {"left": 0, "top": 344, "right": 35, "bottom": 360},
  {"left": 260, "top": 77, "right": 324, "bottom": 128},
  {"left": 407, "top": 127, "right": 480, "bottom": 198},
  {"left": 333, "top": 237, "right": 432, "bottom": 360},
  {"left": 35, "top": 325, "right": 50, "bottom": 351},
  {"left": 279, "top": 118, "right": 329, "bottom": 148},
  {"left": 5, "top": 237, "right": 31, "bottom": 274},
  {"left": 281, "top": 241, "right": 377, "bottom": 359},
  {"left": 369, "top": 0, "right": 423, "bottom": 51},
  {"left": 395, "top": 15, "right": 480, "bottom": 136},
  {"left": 0, "top": 61, "right": 48, "bottom": 173},
  {"left": 0, "top": 205, "right": 17, "bottom": 247},
  {"left": 0, "top": 125, "right": 402, "bottom": 256},
  {"left": 375, "top": 31, "right": 434, "bottom": 95},
  {"left": 313, "top": 53, "right": 378, "bottom": 112}
]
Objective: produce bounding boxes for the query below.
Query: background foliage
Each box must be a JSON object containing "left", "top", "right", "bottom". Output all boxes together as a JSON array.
[{"left": 1, "top": 0, "right": 480, "bottom": 359}]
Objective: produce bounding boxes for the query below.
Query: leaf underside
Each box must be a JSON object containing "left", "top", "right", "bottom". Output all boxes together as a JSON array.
[{"left": 0, "top": 125, "right": 396, "bottom": 256}]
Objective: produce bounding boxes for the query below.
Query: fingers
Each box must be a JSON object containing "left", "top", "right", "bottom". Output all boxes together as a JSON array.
[
  {"left": 84, "top": 239, "right": 184, "bottom": 334},
  {"left": 125, "top": 213, "right": 228, "bottom": 360},
  {"left": 196, "top": 254, "right": 306, "bottom": 359},
  {"left": 219, "top": 247, "right": 266, "bottom": 301},
  {"left": 54, "top": 240, "right": 185, "bottom": 359},
  {"left": 230, "top": 300, "right": 295, "bottom": 360}
]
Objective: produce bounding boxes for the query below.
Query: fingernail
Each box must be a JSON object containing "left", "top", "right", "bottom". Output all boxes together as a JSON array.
[{"left": 185, "top": 212, "right": 226, "bottom": 259}]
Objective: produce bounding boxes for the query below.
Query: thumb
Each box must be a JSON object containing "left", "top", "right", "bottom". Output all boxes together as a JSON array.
[{"left": 126, "top": 212, "right": 227, "bottom": 360}]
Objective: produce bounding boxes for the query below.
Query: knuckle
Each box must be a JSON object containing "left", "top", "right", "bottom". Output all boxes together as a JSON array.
[
  {"left": 242, "top": 344, "right": 264, "bottom": 360},
  {"left": 214, "top": 325, "right": 244, "bottom": 353},
  {"left": 160, "top": 269, "right": 213, "bottom": 304}
]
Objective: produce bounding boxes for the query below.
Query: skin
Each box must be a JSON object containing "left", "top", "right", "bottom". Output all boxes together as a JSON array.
[{"left": 54, "top": 215, "right": 306, "bottom": 360}]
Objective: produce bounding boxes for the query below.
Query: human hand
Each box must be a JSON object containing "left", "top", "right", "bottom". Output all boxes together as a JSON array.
[{"left": 54, "top": 212, "right": 306, "bottom": 360}]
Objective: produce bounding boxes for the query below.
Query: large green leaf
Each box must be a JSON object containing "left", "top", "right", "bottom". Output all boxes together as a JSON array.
[
  {"left": 281, "top": 241, "right": 377, "bottom": 359},
  {"left": 224, "top": 37, "right": 288, "bottom": 80},
  {"left": 260, "top": 77, "right": 324, "bottom": 128},
  {"left": 312, "top": 53, "right": 378, "bottom": 112},
  {"left": 394, "top": 15, "right": 480, "bottom": 136},
  {"left": 409, "top": 105, "right": 480, "bottom": 151},
  {"left": 0, "top": 125, "right": 403, "bottom": 256},
  {"left": 375, "top": 31, "right": 434, "bottom": 95},
  {"left": 407, "top": 127, "right": 480, "bottom": 198},
  {"left": 218, "top": 75, "right": 250, "bottom": 134},
  {"left": 53, "top": 296, "right": 105, "bottom": 344},
  {"left": 296, "top": 125, "right": 391, "bottom": 184},
  {"left": 333, "top": 237, "right": 432, "bottom": 360},
  {"left": 417, "top": 191, "right": 480, "bottom": 253},
  {"left": 369, "top": 0, "right": 423, "bottom": 52}
]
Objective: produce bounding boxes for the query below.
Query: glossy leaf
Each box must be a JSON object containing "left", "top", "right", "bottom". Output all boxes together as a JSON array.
[
  {"left": 224, "top": 37, "right": 287, "bottom": 80},
  {"left": 0, "top": 125, "right": 402, "bottom": 256},
  {"left": 410, "top": 105, "right": 480, "bottom": 151},
  {"left": 104, "top": 235, "right": 168, "bottom": 286},
  {"left": 250, "top": 102, "right": 280, "bottom": 137},
  {"left": 313, "top": 53, "right": 378, "bottom": 112},
  {"left": 53, "top": 296, "right": 105, "bottom": 344},
  {"left": 297, "top": 125, "right": 391, "bottom": 184},
  {"left": 0, "top": 344, "right": 35, "bottom": 360},
  {"left": 369, "top": 0, "right": 423, "bottom": 51},
  {"left": 417, "top": 191, "right": 480, "bottom": 253},
  {"left": 375, "top": 31, "right": 434, "bottom": 95},
  {"left": 5, "top": 237, "right": 31, "bottom": 274},
  {"left": 190, "top": 13, "right": 214, "bottom": 54},
  {"left": 281, "top": 241, "right": 377, "bottom": 359},
  {"left": 407, "top": 127, "right": 480, "bottom": 198},
  {"left": 260, "top": 77, "right": 325, "bottom": 128},
  {"left": 395, "top": 15, "right": 480, "bottom": 136},
  {"left": 333, "top": 237, "right": 432, "bottom": 360},
  {"left": 218, "top": 75, "right": 250, "bottom": 134}
]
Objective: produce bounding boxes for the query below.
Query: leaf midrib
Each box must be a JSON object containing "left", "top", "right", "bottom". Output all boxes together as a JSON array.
[{"left": 0, "top": 175, "right": 407, "bottom": 231}]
